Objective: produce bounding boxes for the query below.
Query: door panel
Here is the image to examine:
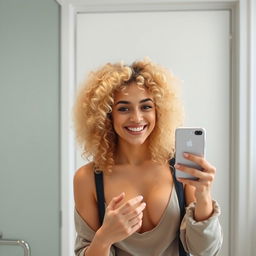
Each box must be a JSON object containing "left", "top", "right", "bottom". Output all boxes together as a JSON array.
[{"left": 0, "top": 1, "right": 60, "bottom": 255}]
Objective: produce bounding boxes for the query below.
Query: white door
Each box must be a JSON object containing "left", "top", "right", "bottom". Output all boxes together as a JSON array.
[{"left": 75, "top": 10, "right": 230, "bottom": 256}]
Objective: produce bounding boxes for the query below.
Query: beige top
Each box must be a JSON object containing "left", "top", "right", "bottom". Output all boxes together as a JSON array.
[{"left": 74, "top": 188, "right": 223, "bottom": 256}]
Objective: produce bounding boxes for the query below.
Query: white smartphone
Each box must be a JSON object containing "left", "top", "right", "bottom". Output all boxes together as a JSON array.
[{"left": 175, "top": 127, "right": 206, "bottom": 180}]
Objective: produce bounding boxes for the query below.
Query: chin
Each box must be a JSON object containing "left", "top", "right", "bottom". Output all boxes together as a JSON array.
[{"left": 126, "top": 137, "right": 148, "bottom": 146}]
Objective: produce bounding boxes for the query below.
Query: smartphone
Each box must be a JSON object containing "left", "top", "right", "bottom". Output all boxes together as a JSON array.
[{"left": 175, "top": 127, "right": 206, "bottom": 180}]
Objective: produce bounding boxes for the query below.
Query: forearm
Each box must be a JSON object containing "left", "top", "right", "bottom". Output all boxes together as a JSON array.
[
  {"left": 194, "top": 193, "right": 213, "bottom": 221},
  {"left": 84, "top": 228, "right": 113, "bottom": 256}
]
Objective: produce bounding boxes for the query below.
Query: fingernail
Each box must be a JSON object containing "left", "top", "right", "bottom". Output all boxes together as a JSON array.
[
  {"left": 137, "top": 195, "right": 143, "bottom": 200},
  {"left": 175, "top": 164, "right": 180, "bottom": 168},
  {"left": 184, "top": 153, "right": 189, "bottom": 158}
]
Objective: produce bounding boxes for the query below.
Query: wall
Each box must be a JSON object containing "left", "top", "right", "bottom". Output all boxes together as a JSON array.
[
  {"left": 76, "top": 10, "right": 230, "bottom": 256},
  {"left": 0, "top": 0, "right": 60, "bottom": 255}
]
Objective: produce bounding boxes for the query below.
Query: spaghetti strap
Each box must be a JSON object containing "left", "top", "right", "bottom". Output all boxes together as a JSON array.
[
  {"left": 94, "top": 169, "right": 105, "bottom": 225},
  {"left": 169, "top": 158, "right": 186, "bottom": 220},
  {"left": 169, "top": 158, "right": 189, "bottom": 256}
]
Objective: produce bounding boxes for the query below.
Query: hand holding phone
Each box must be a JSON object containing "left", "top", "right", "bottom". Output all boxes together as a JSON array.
[{"left": 175, "top": 127, "right": 206, "bottom": 180}]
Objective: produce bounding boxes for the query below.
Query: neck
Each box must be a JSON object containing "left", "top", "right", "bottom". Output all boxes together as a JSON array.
[{"left": 115, "top": 140, "right": 151, "bottom": 166}]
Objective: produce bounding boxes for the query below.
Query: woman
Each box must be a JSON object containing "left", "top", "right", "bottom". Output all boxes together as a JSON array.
[{"left": 73, "top": 59, "right": 222, "bottom": 256}]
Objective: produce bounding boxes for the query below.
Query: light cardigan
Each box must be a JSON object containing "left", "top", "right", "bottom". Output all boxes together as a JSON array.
[{"left": 74, "top": 187, "right": 223, "bottom": 256}]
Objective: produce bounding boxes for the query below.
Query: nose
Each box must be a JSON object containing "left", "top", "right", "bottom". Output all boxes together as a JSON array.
[{"left": 130, "top": 109, "right": 143, "bottom": 123}]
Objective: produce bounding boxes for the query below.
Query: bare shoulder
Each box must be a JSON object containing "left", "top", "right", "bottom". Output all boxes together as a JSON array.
[
  {"left": 73, "top": 162, "right": 100, "bottom": 231},
  {"left": 73, "top": 162, "right": 95, "bottom": 196}
]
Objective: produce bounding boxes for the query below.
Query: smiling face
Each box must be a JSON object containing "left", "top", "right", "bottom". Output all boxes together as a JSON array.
[{"left": 112, "top": 83, "right": 156, "bottom": 146}]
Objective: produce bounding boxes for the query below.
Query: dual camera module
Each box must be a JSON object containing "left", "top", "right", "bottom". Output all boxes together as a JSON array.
[{"left": 194, "top": 130, "right": 203, "bottom": 135}]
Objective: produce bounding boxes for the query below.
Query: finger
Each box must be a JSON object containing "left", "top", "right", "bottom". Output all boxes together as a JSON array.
[
  {"left": 177, "top": 177, "right": 201, "bottom": 187},
  {"left": 107, "top": 192, "right": 125, "bottom": 210},
  {"left": 126, "top": 202, "right": 146, "bottom": 220},
  {"left": 175, "top": 163, "right": 208, "bottom": 180},
  {"left": 130, "top": 219, "right": 143, "bottom": 233},
  {"left": 114, "top": 193, "right": 127, "bottom": 209},
  {"left": 177, "top": 177, "right": 213, "bottom": 189},
  {"left": 119, "top": 195, "right": 144, "bottom": 214},
  {"left": 128, "top": 212, "right": 143, "bottom": 227},
  {"left": 183, "top": 153, "right": 216, "bottom": 174}
]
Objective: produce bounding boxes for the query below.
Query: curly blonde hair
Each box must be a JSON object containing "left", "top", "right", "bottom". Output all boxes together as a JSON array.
[{"left": 73, "top": 59, "right": 184, "bottom": 172}]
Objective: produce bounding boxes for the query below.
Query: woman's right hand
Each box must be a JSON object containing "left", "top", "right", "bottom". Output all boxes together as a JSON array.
[{"left": 96, "top": 192, "right": 146, "bottom": 246}]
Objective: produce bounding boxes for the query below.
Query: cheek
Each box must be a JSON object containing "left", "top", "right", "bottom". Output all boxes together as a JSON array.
[
  {"left": 150, "top": 111, "right": 156, "bottom": 126},
  {"left": 112, "top": 114, "right": 124, "bottom": 131},
  {"left": 112, "top": 119, "right": 119, "bottom": 132}
]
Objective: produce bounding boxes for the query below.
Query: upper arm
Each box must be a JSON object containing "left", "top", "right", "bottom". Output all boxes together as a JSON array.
[
  {"left": 73, "top": 162, "right": 101, "bottom": 231},
  {"left": 184, "top": 184, "right": 196, "bottom": 206}
]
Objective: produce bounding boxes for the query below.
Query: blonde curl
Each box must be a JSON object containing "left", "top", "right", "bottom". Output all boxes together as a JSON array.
[{"left": 73, "top": 59, "right": 184, "bottom": 173}]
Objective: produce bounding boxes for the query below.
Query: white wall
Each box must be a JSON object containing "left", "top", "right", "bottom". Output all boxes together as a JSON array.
[{"left": 76, "top": 10, "right": 230, "bottom": 256}]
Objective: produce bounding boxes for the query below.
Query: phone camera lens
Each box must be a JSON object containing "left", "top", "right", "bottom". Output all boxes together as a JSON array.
[{"left": 195, "top": 130, "right": 203, "bottom": 135}]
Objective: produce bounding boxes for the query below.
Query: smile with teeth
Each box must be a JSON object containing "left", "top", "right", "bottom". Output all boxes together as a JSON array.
[{"left": 125, "top": 125, "right": 146, "bottom": 132}]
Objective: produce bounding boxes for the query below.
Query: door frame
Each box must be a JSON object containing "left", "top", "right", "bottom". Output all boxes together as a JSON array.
[{"left": 55, "top": 1, "right": 256, "bottom": 256}]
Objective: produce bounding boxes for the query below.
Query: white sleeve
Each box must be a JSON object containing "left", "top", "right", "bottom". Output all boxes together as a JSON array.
[
  {"left": 180, "top": 200, "right": 223, "bottom": 256},
  {"left": 74, "top": 209, "right": 116, "bottom": 256}
]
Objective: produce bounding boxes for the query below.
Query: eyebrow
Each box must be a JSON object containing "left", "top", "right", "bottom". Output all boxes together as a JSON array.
[{"left": 115, "top": 98, "right": 154, "bottom": 105}]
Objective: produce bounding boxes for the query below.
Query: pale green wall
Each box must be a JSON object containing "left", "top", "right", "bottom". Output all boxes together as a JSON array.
[{"left": 0, "top": 0, "right": 60, "bottom": 255}]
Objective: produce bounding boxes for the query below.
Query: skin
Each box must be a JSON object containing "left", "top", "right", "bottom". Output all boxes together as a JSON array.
[{"left": 73, "top": 83, "right": 216, "bottom": 256}]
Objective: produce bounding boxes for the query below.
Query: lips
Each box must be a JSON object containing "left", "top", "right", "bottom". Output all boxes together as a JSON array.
[{"left": 125, "top": 125, "right": 147, "bottom": 133}]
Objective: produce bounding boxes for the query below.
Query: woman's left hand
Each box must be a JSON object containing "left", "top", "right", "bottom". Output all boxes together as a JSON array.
[{"left": 174, "top": 153, "right": 216, "bottom": 220}]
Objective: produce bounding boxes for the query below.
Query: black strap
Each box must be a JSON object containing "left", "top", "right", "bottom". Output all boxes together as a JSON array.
[
  {"left": 169, "top": 158, "right": 189, "bottom": 256},
  {"left": 94, "top": 170, "right": 106, "bottom": 225},
  {"left": 94, "top": 161, "right": 189, "bottom": 256},
  {"left": 169, "top": 158, "right": 186, "bottom": 220}
]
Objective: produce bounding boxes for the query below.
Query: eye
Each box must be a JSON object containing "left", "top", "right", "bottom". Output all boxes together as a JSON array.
[
  {"left": 117, "top": 107, "right": 129, "bottom": 112},
  {"left": 141, "top": 105, "right": 153, "bottom": 110}
]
